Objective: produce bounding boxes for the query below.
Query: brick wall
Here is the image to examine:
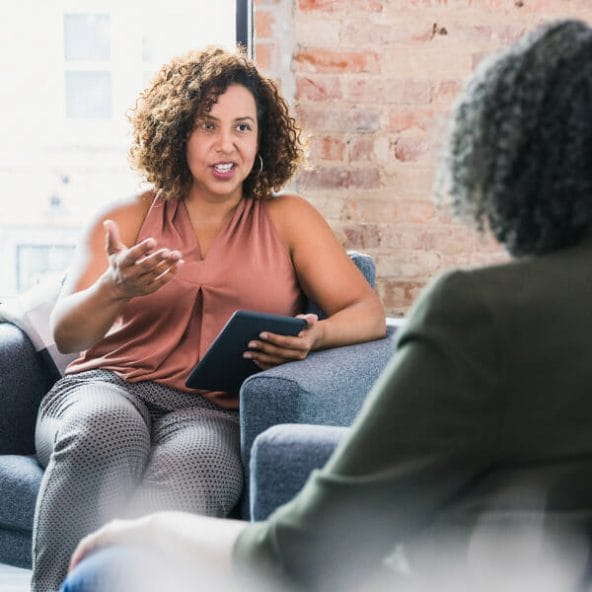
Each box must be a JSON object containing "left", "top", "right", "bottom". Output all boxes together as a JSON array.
[{"left": 253, "top": 0, "right": 592, "bottom": 316}]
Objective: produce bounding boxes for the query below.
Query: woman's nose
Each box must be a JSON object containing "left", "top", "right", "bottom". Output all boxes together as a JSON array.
[{"left": 215, "top": 129, "right": 234, "bottom": 152}]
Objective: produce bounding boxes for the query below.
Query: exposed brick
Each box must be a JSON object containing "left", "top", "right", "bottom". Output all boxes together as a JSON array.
[
  {"left": 306, "top": 135, "right": 347, "bottom": 161},
  {"left": 342, "top": 196, "right": 399, "bottom": 223},
  {"left": 348, "top": 136, "right": 376, "bottom": 162},
  {"left": 452, "top": 24, "right": 526, "bottom": 45},
  {"left": 344, "top": 78, "right": 433, "bottom": 105},
  {"left": 393, "top": 134, "right": 431, "bottom": 162},
  {"left": 432, "top": 80, "right": 463, "bottom": 105},
  {"left": 296, "top": 76, "right": 342, "bottom": 101},
  {"left": 387, "top": 163, "right": 438, "bottom": 199},
  {"left": 294, "top": 49, "right": 380, "bottom": 74},
  {"left": 397, "top": 199, "right": 436, "bottom": 224},
  {"left": 387, "top": 107, "right": 437, "bottom": 133},
  {"left": 254, "top": 10, "right": 275, "bottom": 38},
  {"left": 381, "top": 45, "right": 473, "bottom": 78},
  {"left": 296, "top": 166, "right": 382, "bottom": 190},
  {"left": 375, "top": 250, "right": 443, "bottom": 280},
  {"left": 297, "top": 104, "right": 381, "bottom": 133},
  {"left": 254, "top": 43, "right": 273, "bottom": 71},
  {"left": 341, "top": 19, "right": 439, "bottom": 46},
  {"left": 295, "top": 15, "right": 340, "bottom": 45},
  {"left": 338, "top": 223, "right": 384, "bottom": 250},
  {"left": 298, "top": 0, "right": 383, "bottom": 12},
  {"left": 377, "top": 278, "right": 426, "bottom": 316},
  {"left": 257, "top": 0, "right": 592, "bottom": 316}
]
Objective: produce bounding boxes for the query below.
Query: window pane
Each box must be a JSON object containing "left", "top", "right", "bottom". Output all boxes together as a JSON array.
[
  {"left": 65, "top": 71, "right": 112, "bottom": 118},
  {"left": 64, "top": 13, "right": 110, "bottom": 61},
  {"left": 0, "top": 1, "right": 243, "bottom": 299},
  {"left": 17, "top": 244, "right": 76, "bottom": 292}
]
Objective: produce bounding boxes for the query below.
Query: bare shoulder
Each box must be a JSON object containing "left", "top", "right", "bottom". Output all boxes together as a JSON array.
[
  {"left": 264, "top": 193, "right": 320, "bottom": 216},
  {"left": 264, "top": 193, "right": 330, "bottom": 240},
  {"left": 83, "top": 190, "right": 155, "bottom": 245}
]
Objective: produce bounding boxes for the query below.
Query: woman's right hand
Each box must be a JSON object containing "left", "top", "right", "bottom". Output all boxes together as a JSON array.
[{"left": 103, "top": 219, "right": 183, "bottom": 299}]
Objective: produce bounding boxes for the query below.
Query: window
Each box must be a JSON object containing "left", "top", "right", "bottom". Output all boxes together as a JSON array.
[{"left": 0, "top": 0, "right": 248, "bottom": 299}]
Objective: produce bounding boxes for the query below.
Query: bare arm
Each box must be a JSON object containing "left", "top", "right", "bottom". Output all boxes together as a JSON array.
[
  {"left": 245, "top": 195, "right": 386, "bottom": 369},
  {"left": 51, "top": 195, "right": 183, "bottom": 353}
]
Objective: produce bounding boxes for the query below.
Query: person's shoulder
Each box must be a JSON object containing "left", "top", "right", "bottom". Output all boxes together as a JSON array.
[
  {"left": 264, "top": 193, "right": 316, "bottom": 212},
  {"left": 264, "top": 193, "right": 326, "bottom": 226},
  {"left": 82, "top": 190, "right": 156, "bottom": 244},
  {"left": 94, "top": 190, "right": 154, "bottom": 222}
]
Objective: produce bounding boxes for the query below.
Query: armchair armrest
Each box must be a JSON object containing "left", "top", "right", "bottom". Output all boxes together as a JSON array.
[
  {"left": 250, "top": 423, "right": 347, "bottom": 520},
  {"left": 0, "top": 322, "right": 55, "bottom": 454},
  {"left": 239, "top": 326, "right": 397, "bottom": 487}
]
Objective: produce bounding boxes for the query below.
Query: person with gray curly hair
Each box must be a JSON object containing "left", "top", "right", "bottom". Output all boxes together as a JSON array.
[
  {"left": 61, "top": 18, "right": 592, "bottom": 592},
  {"left": 438, "top": 18, "right": 592, "bottom": 256}
]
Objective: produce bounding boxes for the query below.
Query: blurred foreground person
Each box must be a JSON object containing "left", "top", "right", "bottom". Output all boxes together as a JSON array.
[{"left": 63, "top": 18, "right": 592, "bottom": 592}]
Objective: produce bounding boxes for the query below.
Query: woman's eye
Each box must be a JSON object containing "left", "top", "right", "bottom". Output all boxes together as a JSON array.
[
  {"left": 200, "top": 120, "right": 215, "bottom": 131},
  {"left": 237, "top": 123, "right": 252, "bottom": 132}
]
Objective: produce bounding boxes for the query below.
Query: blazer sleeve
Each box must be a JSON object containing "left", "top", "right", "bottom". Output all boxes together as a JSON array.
[{"left": 233, "top": 269, "right": 503, "bottom": 591}]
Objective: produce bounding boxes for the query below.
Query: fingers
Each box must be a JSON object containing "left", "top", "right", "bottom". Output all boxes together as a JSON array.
[
  {"left": 103, "top": 220, "right": 184, "bottom": 297},
  {"left": 68, "top": 534, "right": 93, "bottom": 572},
  {"left": 68, "top": 518, "right": 144, "bottom": 573},
  {"left": 68, "top": 526, "right": 110, "bottom": 573},
  {"left": 243, "top": 315, "right": 318, "bottom": 368},
  {"left": 103, "top": 219, "right": 128, "bottom": 256}
]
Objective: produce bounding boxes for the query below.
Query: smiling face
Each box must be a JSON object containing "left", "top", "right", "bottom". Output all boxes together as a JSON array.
[{"left": 186, "top": 84, "right": 259, "bottom": 203}]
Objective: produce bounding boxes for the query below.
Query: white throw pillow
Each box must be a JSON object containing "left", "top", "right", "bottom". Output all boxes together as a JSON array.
[{"left": 0, "top": 272, "right": 78, "bottom": 375}]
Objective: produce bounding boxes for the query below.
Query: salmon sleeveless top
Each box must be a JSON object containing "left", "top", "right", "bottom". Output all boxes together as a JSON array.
[{"left": 65, "top": 193, "right": 304, "bottom": 408}]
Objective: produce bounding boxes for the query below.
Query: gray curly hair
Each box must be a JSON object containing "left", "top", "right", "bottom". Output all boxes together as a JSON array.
[{"left": 435, "top": 19, "right": 592, "bottom": 256}]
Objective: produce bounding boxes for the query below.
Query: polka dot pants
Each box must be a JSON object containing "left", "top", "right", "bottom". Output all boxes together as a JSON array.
[{"left": 31, "top": 370, "right": 242, "bottom": 592}]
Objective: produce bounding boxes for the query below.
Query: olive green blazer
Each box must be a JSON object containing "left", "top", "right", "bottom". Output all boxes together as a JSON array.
[{"left": 235, "top": 236, "right": 592, "bottom": 590}]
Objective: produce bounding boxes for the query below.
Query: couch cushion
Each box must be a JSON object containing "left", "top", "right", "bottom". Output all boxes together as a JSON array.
[
  {"left": 0, "top": 455, "right": 43, "bottom": 531},
  {"left": 249, "top": 424, "right": 348, "bottom": 521}
]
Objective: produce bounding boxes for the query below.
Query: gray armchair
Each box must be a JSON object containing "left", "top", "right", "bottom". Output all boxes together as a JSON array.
[{"left": 0, "top": 252, "right": 396, "bottom": 568}]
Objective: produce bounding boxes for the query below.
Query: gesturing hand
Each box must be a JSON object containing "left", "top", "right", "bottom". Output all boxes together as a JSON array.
[{"left": 104, "top": 219, "right": 183, "bottom": 299}]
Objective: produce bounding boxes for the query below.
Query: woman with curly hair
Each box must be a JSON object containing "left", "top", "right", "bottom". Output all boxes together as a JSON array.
[
  {"left": 31, "top": 46, "right": 386, "bottom": 591},
  {"left": 62, "top": 18, "right": 592, "bottom": 592}
]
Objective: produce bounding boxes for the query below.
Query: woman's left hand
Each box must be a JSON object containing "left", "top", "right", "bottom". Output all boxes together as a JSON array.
[{"left": 243, "top": 313, "right": 320, "bottom": 370}]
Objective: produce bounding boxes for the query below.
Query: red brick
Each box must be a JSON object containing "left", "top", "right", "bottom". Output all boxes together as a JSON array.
[
  {"left": 294, "top": 49, "right": 380, "bottom": 74},
  {"left": 342, "top": 197, "right": 398, "bottom": 223},
  {"left": 397, "top": 199, "right": 435, "bottom": 224},
  {"left": 340, "top": 223, "right": 384, "bottom": 249},
  {"left": 344, "top": 78, "right": 433, "bottom": 105},
  {"left": 341, "top": 20, "right": 438, "bottom": 45},
  {"left": 387, "top": 107, "right": 436, "bottom": 133},
  {"left": 296, "top": 166, "right": 382, "bottom": 190},
  {"left": 298, "top": 0, "right": 383, "bottom": 12},
  {"left": 254, "top": 43, "right": 273, "bottom": 71},
  {"left": 377, "top": 278, "right": 426, "bottom": 316},
  {"left": 375, "top": 250, "right": 438, "bottom": 275},
  {"left": 296, "top": 76, "right": 342, "bottom": 101},
  {"left": 348, "top": 136, "right": 376, "bottom": 162},
  {"left": 307, "top": 135, "right": 346, "bottom": 161},
  {"left": 433, "top": 80, "right": 463, "bottom": 104},
  {"left": 254, "top": 10, "right": 275, "bottom": 38},
  {"left": 297, "top": 104, "right": 381, "bottom": 133},
  {"left": 393, "top": 135, "right": 431, "bottom": 162}
]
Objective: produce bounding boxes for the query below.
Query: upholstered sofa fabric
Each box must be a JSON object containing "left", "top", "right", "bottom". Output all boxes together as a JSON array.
[{"left": 250, "top": 424, "right": 347, "bottom": 521}]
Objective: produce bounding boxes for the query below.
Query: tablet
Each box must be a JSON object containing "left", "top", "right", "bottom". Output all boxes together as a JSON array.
[{"left": 185, "top": 310, "right": 307, "bottom": 394}]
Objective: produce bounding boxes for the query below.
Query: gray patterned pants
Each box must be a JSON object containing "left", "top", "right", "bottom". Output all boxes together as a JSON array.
[{"left": 32, "top": 369, "right": 242, "bottom": 592}]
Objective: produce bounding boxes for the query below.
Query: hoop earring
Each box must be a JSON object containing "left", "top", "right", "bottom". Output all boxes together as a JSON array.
[{"left": 254, "top": 154, "right": 264, "bottom": 177}]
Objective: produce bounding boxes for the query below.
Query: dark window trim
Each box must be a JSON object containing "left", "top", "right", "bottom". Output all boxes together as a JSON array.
[{"left": 236, "top": 0, "right": 252, "bottom": 55}]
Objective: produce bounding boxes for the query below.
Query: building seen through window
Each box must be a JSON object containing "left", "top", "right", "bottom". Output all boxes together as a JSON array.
[{"left": 0, "top": 0, "right": 240, "bottom": 299}]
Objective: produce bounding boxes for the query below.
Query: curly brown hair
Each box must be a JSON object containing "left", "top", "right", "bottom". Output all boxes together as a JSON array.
[{"left": 128, "top": 46, "right": 303, "bottom": 201}]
